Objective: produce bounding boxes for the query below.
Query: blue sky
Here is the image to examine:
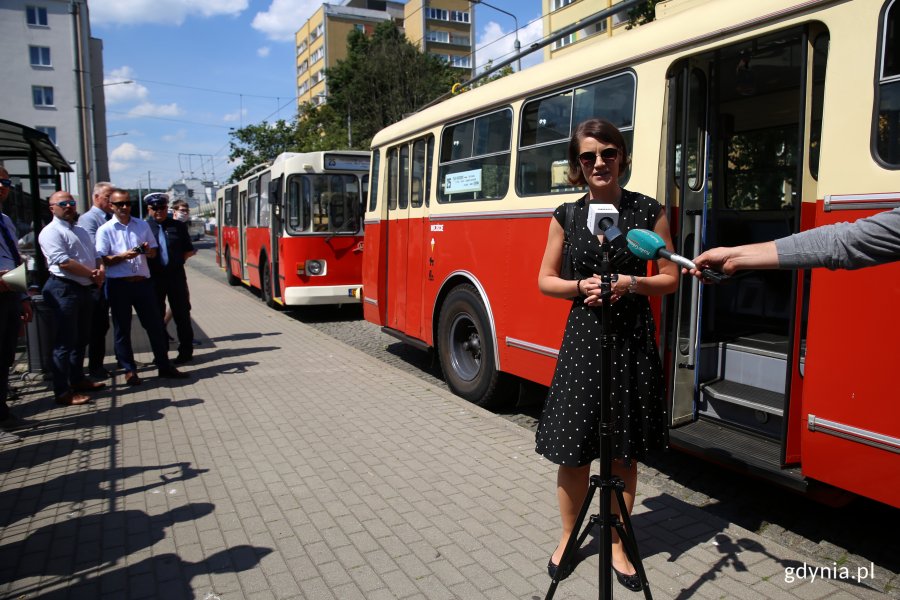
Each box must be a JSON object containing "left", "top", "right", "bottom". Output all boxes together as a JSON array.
[{"left": 89, "top": 0, "right": 544, "bottom": 191}]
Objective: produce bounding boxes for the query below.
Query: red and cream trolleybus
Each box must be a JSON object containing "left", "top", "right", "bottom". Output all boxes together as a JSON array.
[
  {"left": 217, "top": 150, "right": 369, "bottom": 308},
  {"left": 362, "top": 0, "right": 900, "bottom": 506}
]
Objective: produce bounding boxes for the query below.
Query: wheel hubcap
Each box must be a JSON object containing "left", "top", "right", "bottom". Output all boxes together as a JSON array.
[{"left": 449, "top": 313, "right": 481, "bottom": 382}]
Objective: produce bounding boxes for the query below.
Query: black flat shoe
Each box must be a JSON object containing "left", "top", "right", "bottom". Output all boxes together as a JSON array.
[
  {"left": 612, "top": 566, "right": 642, "bottom": 592},
  {"left": 547, "top": 558, "right": 574, "bottom": 581}
]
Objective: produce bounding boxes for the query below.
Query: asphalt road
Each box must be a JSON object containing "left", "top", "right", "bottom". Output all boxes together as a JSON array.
[{"left": 188, "top": 238, "right": 899, "bottom": 596}]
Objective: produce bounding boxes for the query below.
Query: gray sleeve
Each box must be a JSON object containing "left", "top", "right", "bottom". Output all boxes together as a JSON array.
[{"left": 775, "top": 208, "right": 900, "bottom": 270}]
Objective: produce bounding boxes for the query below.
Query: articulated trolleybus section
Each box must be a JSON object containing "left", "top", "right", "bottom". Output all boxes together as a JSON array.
[
  {"left": 216, "top": 151, "right": 370, "bottom": 309},
  {"left": 361, "top": 0, "right": 900, "bottom": 508}
]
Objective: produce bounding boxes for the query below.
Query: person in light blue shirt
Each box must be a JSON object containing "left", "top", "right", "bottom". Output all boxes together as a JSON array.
[
  {"left": 38, "top": 191, "right": 105, "bottom": 406},
  {"left": 95, "top": 188, "right": 188, "bottom": 386},
  {"left": 78, "top": 182, "right": 115, "bottom": 378}
]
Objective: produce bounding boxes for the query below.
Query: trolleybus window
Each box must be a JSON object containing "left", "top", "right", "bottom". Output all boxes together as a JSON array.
[
  {"left": 438, "top": 108, "right": 512, "bottom": 203},
  {"left": 223, "top": 186, "right": 236, "bottom": 226},
  {"left": 368, "top": 150, "right": 380, "bottom": 211},
  {"left": 387, "top": 148, "right": 399, "bottom": 210},
  {"left": 411, "top": 138, "right": 429, "bottom": 208},
  {"left": 286, "top": 174, "right": 362, "bottom": 234},
  {"left": 399, "top": 145, "right": 410, "bottom": 209},
  {"left": 517, "top": 72, "right": 635, "bottom": 196},
  {"left": 876, "top": 0, "right": 899, "bottom": 165},
  {"left": 810, "top": 32, "right": 829, "bottom": 179},
  {"left": 247, "top": 177, "right": 259, "bottom": 226},
  {"left": 259, "top": 171, "right": 271, "bottom": 227}
]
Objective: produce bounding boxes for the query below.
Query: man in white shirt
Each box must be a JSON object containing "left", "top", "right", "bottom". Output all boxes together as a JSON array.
[
  {"left": 77, "top": 181, "right": 114, "bottom": 379},
  {"left": 38, "top": 191, "right": 105, "bottom": 406},
  {"left": 96, "top": 189, "right": 188, "bottom": 385}
]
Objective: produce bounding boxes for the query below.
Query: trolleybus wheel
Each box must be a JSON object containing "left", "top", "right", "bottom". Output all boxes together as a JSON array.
[
  {"left": 225, "top": 248, "right": 240, "bottom": 286},
  {"left": 260, "top": 255, "right": 278, "bottom": 309},
  {"left": 437, "top": 284, "right": 512, "bottom": 409}
]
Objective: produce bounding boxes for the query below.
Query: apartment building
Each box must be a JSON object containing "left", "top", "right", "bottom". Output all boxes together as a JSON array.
[
  {"left": 404, "top": 0, "right": 475, "bottom": 74},
  {"left": 295, "top": 0, "right": 475, "bottom": 110},
  {"left": 542, "top": 0, "right": 635, "bottom": 61},
  {"left": 0, "top": 0, "right": 108, "bottom": 207}
]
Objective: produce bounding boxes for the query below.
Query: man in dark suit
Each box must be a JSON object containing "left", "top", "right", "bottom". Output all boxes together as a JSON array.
[{"left": 145, "top": 194, "right": 195, "bottom": 364}]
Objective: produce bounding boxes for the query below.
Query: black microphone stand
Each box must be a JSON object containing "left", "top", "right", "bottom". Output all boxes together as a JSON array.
[{"left": 545, "top": 241, "right": 653, "bottom": 600}]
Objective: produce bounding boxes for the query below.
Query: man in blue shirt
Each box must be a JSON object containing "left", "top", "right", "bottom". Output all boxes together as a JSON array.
[
  {"left": 77, "top": 182, "right": 114, "bottom": 379},
  {"left": 96, "top": 189, "right": 188, "bottom": 385},
  {"left": 146, "top": 194, "right": 196, "bottom": 364},
  {"left": 38, "top": 191, "right": 105, "bottom": 406},
  {"left": 0, "top": 167, "right": 34, "bottom": 443}
]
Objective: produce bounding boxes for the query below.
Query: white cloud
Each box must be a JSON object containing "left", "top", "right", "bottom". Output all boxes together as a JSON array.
[
  {"left": 110, "top": 143, "right": 154, "bottom": 161},
  {"left": 223, "top": 108, "right": 249, "bottom": 123},
  {"left": 108, "top": 161, "right": 129, "bottom": 173},
  {"left": 162, "top": 129, "right": 188, "bottom": 142},
  {"left": 257, "top": 46, "right": 271, "bottom": 58},
  {"left": 127, "top": 103, "right": 182, "bottom": 118},
  {"left": 102, "top": 66, "right": 148, "bottom": 105},
  {"left": 252, "top": 0, "right": 320, "bottom": 42},
  {"left": 475, "top": 19, "right": 544, "bottom": 72},
  {"left": 90, "top": 0, "right": 248, "bottom": 26}
]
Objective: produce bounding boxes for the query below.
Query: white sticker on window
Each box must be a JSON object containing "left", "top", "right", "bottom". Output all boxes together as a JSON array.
[{"left": 444, "top": 169, "right": 482, "bottom": 194}]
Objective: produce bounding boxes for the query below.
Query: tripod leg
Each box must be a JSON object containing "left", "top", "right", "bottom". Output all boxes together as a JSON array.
[
  {"left": 614, "top": 487, "right": 653, "bottom": 599},
  {"left": 544, "top": 477, "right": 599, "bottom": 599}
]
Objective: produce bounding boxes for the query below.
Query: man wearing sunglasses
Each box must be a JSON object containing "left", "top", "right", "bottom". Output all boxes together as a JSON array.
[
  {"left": 145, "top": 193, "right": 195, "bottom": 364},
  {"left": 0, "top": 167, "right": 34, "bottom": 443},
  {"left": 38, "top": 191, "right": 106, "bottom": 406},
  {"left": 95, "top": 189, "right": 188, "bottom": 385}
]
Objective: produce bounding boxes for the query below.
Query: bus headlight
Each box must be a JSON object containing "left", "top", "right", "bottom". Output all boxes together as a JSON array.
[{"left": 305, "top": 259, "right": 326, "bottom": 276}]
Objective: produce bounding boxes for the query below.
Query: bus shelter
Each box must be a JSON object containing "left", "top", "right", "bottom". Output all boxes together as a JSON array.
[{"left": 1, "top": 119, "right": 74, "bottom": 374}]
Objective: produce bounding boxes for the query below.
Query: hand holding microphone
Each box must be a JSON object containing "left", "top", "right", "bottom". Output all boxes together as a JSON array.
[{"left": 626, "top": 229, "right": 728, "bottom": 283}]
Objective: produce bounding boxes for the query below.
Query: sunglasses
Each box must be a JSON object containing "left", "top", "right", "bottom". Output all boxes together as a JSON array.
[
  {"left": 0, "top": 178, "right": 12, "bottom": 187},
  {"left": 150, "top": 204, "right": 169, "bottom": 209},
  {"left": 52, "top": 200, "right": 77, "bottom": 207},
  {"left": 578, "top": 148, "right": 619, "bottom": 167},
  {"left": 111, "top": 201, "right": 131, "bottom": 208}
]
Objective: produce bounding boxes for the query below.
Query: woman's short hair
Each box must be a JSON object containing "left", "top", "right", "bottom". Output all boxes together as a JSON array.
[
  {"left": 566, "top": 118, "right": 631, "bottom": 186},
  {"left": 171, "top": 199, "right": 189, "bottom": 211}
]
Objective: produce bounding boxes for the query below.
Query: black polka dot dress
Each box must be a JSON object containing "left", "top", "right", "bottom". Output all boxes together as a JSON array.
[{"left": 535, "top": 190, "right": 669, "bottom": 467}]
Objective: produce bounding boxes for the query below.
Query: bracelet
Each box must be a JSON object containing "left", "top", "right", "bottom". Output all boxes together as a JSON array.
[
  {"left": 576, "top": 279, "right": 584, "bottom": 297},
  {"left": 628, "top": 275, "right": 639, "bottom": 294}
]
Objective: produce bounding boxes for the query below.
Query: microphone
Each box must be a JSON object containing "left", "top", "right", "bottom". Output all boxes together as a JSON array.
[
  {"left": 587, "top": 204, "right": 625, "bottom": 250},
  {"left": 626, "top": 229, "right": 728, "bottom": 282}
]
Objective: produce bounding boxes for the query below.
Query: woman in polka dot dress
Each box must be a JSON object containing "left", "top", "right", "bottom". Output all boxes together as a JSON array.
[{"left": 536, "top": 119, "right": 679, "bottom": 589}]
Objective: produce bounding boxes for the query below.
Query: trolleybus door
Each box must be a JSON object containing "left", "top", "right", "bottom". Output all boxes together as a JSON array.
[
  {"left": 665, "top": 27, "right": 821, "bottom": 470},
  {"left": 268, "top": 175, "right": 284, "bottom": 302},
  {"left": 239, "top": 187, "right": 249, "bottom": 281},
  {"left": 385, "top": 145, "right": 411, "bottom": 333}
]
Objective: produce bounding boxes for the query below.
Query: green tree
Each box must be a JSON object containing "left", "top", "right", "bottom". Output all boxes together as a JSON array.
[
  {"left": 324, "top": 21, "right": 457, "bottom": 149},
  {"left": 227, "top": 119, "right": 300, "bottom": 181},
  {"left": 626, "top": 0, "right": 662, "bottom": 29}
]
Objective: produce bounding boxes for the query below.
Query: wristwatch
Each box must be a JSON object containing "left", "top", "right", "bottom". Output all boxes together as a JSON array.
[{"left": 628, "top": 275, "right": 639, "bottom": 294}]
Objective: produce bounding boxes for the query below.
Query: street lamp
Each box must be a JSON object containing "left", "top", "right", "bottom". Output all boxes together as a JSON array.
[
  {"left": 94, "top": 79, "right": 134, "bottom": 89},
  {"left": 470, "top": 0, "right": 521, "bottom": 72},
  {"left": 107, "top": 132, "right": 128, "bottom": 138}
]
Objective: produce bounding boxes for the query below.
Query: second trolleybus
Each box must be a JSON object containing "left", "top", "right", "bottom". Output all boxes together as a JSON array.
[
  {"left": 361, "top": 0, "right": 900, "bottom": 507},
  {"left": 217, "top": 150, "right": 370, "bottom": 308}
]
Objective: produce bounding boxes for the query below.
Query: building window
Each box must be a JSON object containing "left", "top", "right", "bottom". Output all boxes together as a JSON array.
[
  {"left": 38, "top": 166, "right": 54, "bottom": 186},
  {"left": 449, "top": 55, "right": 471, "bottom": 68},
  {"left": 449, "top": 10, "right": 469, "bottom": 23},
  {"left": 297, "top": 41, "right": 307, "bottom": 55},
  {"left": 29, "top": 46, "right": 51, "bottom": 67},
  {"left": 297, "top": 60, "right": 308, "bottom": 76},
  {"left": 310, "top": 47, "right": 325, "bottom": 64},
  {"left": 553, "top": 0, "right": 574, "bottom": 9},
  {"left": 310, "top": 23, "right": 324, "bottom": 42},
  {"left": 298, "top": 81, "right": 310, "bottom": 96},
  {"left": 35, "top": 126, "right": 56, "bottom": 144},
  {"left": 426, "top": 29, "right": 450, "bottom": 43},
  {"left": 552, "top": 33, "right": 576, "bottom": 50},
  {"left": 32, "top": 86, "right": 54, "bottom": 107},
  {"left": 26, "top": 6, "right": 48, "bottom": 26}
]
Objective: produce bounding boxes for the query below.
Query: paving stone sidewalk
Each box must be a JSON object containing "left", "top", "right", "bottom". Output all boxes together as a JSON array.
[{"left": 0, "top": 269, "right": 888, "bottom": 599}]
